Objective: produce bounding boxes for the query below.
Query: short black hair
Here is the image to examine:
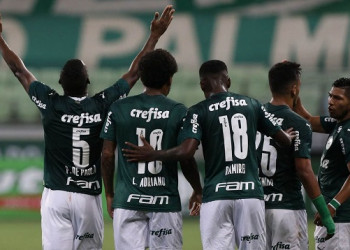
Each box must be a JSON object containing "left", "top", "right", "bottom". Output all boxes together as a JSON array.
[
  {"left": 199, "top": 60, "right": 228, "bottom": 77},
  {"left": 332, "top": 77, "right": 350, "bottom": 99},
  {"left": 268, "top": 61, "right": 301, "bottom": 95},
  {"left": 59, "top": 59, "right": 89, "bottom": 96},
  {"left": 138, "top": 49, "right": 178, "bottom": 89}
]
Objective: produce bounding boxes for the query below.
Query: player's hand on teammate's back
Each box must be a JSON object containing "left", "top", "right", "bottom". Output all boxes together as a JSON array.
[
  {"left": 285, "top": 127, "right": 297, "bottom": 140},
  {"left": 123, "top": 136, "right": 156, "bottom": 162},
  {"left": 150, "top": 5, "right": 175, "bottom": 38}
]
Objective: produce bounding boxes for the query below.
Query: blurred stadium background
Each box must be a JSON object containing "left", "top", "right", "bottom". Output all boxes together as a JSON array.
[{"left": 1, "top": 0, "right": 350, "bottom": 249}]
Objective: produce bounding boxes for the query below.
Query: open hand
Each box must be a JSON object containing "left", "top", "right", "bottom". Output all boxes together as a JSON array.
[
  {"left": 150, "top": 5, "right": 175, "bottom": 38},
  {"left": 123, "top": 136, "right": 156, "bottom": 162}
]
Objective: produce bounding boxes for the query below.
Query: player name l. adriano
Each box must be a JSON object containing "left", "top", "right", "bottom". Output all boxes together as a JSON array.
[
  {"left": 139, "top": 176, "right": 166, "bottom": 187},
  {"left": 209, "top": 97, "right": 247, "bottom": 111},
  {"left": 130, "top": 108, "right": 169, "bottom": 122}
]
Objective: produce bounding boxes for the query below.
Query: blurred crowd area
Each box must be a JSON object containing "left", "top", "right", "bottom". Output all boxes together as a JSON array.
[{"left": 0, "top": 67, "right": 344, "bottom": 124}]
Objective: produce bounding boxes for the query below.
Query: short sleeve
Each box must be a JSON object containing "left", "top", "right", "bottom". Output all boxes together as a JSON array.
[
  {"left": 100, "top": 108, "right": 117, "bottom": 142},
  {"left": 94, "top": 78, "right": 130, "bottom": 107},
  {"left": 178, "top": 105, "right": 202, "bottom": 143},
  {"left": 28, "top": 81, "right": 56, "bottom": 114}
]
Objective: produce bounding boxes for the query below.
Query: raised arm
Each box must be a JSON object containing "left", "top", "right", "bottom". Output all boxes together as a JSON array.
[
  {"left": 0, "top": 14, "right": 36, "bottom": 93},
  {"left": 121, "top": 5, "right": 175, "bottom": 88},
  {"left": 294, "top": 97, "right": 325, "bottom": 133}
]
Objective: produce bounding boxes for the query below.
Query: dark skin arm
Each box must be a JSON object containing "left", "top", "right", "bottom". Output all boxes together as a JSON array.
[
  {"left": 179, "top": 157, "right": 202, "bottom": 216},
  {"left": 314, "top": 162, "right": 350, "bottom": 224},
  {"left": 0, "top": 14, "right": 36, "bottom": 93},
  {"left": 271, "top": 128, "right": 295, "bottom": 147},
  {"left": 123, "top": 137, "right": 199, "bottom": 162},
  {"left": 121, "top": 5, "right": 174, "bottom": 88},
  {"left": 101, "top": 140, "right": 116, "bottom": 219},
  {"left": 296, "top": 158, "right": 334, "bottom": 240},
  {"left": 293, "top": 97, "right": 325, "bottom": 133}
]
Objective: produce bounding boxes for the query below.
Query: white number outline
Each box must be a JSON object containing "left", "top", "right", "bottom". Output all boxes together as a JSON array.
[
  {"left": 72, "top": 127, "right": 90, "bottom": 168},
  {"left": 136, "top": 128, "right": 163, "bottom": 174},
  {"left": 219, "top": 113, "right": 248, "bottom": 161}
]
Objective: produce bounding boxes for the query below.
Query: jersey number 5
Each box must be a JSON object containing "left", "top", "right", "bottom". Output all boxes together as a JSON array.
[
  {"left": 255, "top": 132, "right": 277, "bottom": 176},
  {"left": 72, "top": 127, "right": 90, "bottom": 168},
  {"left": 136, "top": 128, "right": 163, "bottom": 175}
]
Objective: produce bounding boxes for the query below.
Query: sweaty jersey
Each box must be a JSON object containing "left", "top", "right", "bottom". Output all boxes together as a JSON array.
[
  {"left": 179, "top": 92, "right": 281, "bottom": 203},
  {"left": 256, "top": 103, "right": 312, "bottom": 210},
  {"left": 319, "top": 116, "right": 350, "bottom": 222},
  {"left": 28, "top": 79, "right": 130, "bottom": 195},
  {"left": 100, "top": 93, "right": 187, "bottom": 212}
]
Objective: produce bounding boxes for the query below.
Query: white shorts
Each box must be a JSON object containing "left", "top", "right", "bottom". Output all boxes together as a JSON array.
[
  {"left": 41, "top": 187, "right": 103, "bottom": 250},
  {"left": 265, "top": 209, "right": 308, "bottom": 250},
  {"left": 315, "top": 222, "right": 350, "bottom": 250},
  {"left": 113, "top": 208, "right": 182, "bottom": 250},
  {"left": 200, "top": 199, "right": 266, "bottom": 250}
]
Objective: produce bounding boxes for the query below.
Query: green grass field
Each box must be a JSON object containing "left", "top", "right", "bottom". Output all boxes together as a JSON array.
[{"left": 0, "top": 218, "right": 316, "bottom": 250}]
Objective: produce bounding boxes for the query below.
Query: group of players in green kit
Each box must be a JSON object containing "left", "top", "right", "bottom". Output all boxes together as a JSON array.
[{"left": 0, "top": 3, "right": 349, "bottom": 250}]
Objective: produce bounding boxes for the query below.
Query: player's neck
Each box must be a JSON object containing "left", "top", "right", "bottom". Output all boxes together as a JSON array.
[
  {"left": 143, "top": 87, "right": 167, "bottom": 96},
  {"left": 270, "top": 96, "right": 292, "bottom": 109}
]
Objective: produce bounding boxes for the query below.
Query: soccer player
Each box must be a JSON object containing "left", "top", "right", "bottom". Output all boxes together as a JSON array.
[
  {"left": 123, "top": 60, "right": 295, "bottom": 249},
  {"left": 100, "top": 48, "right": 202, "bottom": 250},
  {"left": 0, "top": 6, "right": 174, "bottom": 250},
  {"left": 255, "top": 61, "right": 334, "bottom": 249},
  {"left": 294, "top": 77, "right": 350, "bottom": 250}
]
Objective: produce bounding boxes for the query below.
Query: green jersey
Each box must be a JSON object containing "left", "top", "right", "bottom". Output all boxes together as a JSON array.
[
  {"left": 319, "top": 116, "right": 350, "bottom": 222},
  {"left": 179, "top": 92, "right": 281, "bottom": 203},
  {"left": 100, "top": 93, "right": 187, "bottom": 212},
  {"left": 28, "top": 79, "right": 130, "bottom": 195},
  {"left": 256, "top": 103, "right": 312, "bottom": 210}
]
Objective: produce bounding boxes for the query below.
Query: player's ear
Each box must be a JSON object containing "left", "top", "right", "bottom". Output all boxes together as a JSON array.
[
  {"left": 291, "top": 84, "right": 297, "bottom": 97},
  {"left": 58, "top": 78, "right": 62, "bottom": 85},
  {"left": 226, "top": 77, "right": 231, "bottom": 90},
  {"left": 87, "top": 78, "right": 90, "bottom": 84}
]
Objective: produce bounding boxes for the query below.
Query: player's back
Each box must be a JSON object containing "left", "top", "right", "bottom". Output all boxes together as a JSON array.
[
  {"left": 28, "top": 79, "right": 130, "bottom": 195},
  {"left": 256, "top": 103, "right": 312, "bottom": 209},
  {"left": 181, "top": 91, "right": 280, "bottom": 202},
  {"left": 106, "top": 93, "right": 187, "bottom": 212}
]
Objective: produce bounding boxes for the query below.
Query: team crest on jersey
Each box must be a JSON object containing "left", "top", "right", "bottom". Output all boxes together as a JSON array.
[{"left": 325, "top": 136, "right": 333, "bottom": 150}]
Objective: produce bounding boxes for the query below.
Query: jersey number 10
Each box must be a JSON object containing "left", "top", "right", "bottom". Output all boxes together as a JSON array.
[{"left": 136, "top": 128, "right": 163, "bottom": 175}]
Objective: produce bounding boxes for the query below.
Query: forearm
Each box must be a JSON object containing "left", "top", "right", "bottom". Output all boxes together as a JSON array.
[
  {"left": 180, "top": 158, "right": 202, "bottom": 194},
  {"left": 293, "top": 98, "right": 324, "bottom": 133},
  {"left": 0, "top": 36, "right": 35, "bottom": 92},
  {"left": 296, "top": 165, "right": 321, "bottom": 199},
  {"left": 101, "top": 154, "right": 115, "bottom": 197},
  {"left": 122, "top": 5, "right": 174, "bottom": 88},
  {"left": 122, "top": 33, "right": 160, "bottom": 86}
]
